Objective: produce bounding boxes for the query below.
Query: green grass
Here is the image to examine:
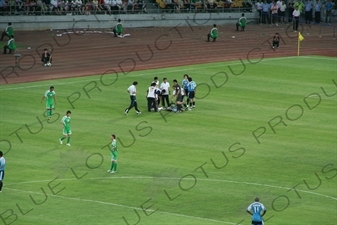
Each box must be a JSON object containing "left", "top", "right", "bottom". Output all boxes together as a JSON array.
[{"left": 0, "top": 56, "right": 336, "bottom": 225}]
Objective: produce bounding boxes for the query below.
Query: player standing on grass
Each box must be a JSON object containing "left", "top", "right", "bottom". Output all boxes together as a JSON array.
[
  {"left": 246, "top": 197, "right": 267, "bottom": 225},
  {"left": 0, "top": 151, "right": 6, "bottom": 193},
  {"left": 59, "top": 110, "right": 72, "bottom": 146},
  {"left": 41, "top": 86, "right": 56, "bottom": 120},
  {"left": 107, "top": 134, "right": 118, "bottom": 174},
  {"left": 187, "top": 77, "right": 196, "bottom": 109},
  {"left": 125, "top": 81, "right": 141, "bottom": 115}
]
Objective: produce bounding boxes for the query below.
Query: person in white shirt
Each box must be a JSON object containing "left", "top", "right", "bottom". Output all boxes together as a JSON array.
[
  {"left": 160, "top": 78, "right": 170, "bottom": 108},
  {"left": 292, "top": 6, "right": 300, "bottom": 31},
  {"left": 279, "top": 0, "right": 287, "bottom": 23},
  {"left": 146, "top": 83, "right": 158, "bottom": 112},
  {"left": 255, "top": 0, "right": 263, "bottom": 24},
  {"left": 125, "top": 81, "right": 141, "bottom": 115}
]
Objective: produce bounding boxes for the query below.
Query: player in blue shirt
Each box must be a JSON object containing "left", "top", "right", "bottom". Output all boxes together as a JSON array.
[
  {"left": 187, "top": 77, "right": 196, "bottom": 109},
  {"left": 0, "top": 151, "right": 6, "bottom": 193},
  {"left": 246, "top": 197, "right": 267, "bottom": 225},
  {"left": 182, "top": 74, "right": 189, "bottom": 107}
]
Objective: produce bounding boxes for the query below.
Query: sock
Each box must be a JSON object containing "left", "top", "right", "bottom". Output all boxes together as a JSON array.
[
  {"left": 110, "top": 162, "right": 114, "bottom": 170},
  {"left": 184, "top": 103, "right": 187, "bottom": 108},
  {"left": 113, "top": 162, "right": 118, "bottom": 172},
  {"left": 60, "top": 137, "right": 65, "bottom": 141},
  {"left": 49, "top": 109, "right": 52, "bottom": 116},
  {"left": 0, "top": 180, "right": 2, "bottom": 191},
  {"left": 67, "top": 137, "right": 71, "bottom": 144},
  {"left": 193, "top": 102, "right": 195, "bottom": 106},
  {"left": 190, "top": 103, "right": 192, "bottom": 107}
]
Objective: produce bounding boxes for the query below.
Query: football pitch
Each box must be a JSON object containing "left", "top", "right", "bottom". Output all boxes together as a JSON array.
[{"left": 0, "top": 56, "right": 336, "bottom": 225}]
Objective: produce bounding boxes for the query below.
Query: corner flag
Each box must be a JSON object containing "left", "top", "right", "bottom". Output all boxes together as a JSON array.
[
  {"left": 297, "top": 32, "right": 304, "bottom": 56},
  {"left": 298, "top": 32, "right": 304, "bottom": 41}
]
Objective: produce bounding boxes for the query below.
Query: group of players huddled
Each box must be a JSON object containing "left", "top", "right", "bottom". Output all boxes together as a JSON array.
[
  {"left": 124, "top": 74, "right": 197, "bottom": 115},
  {"left": 146, "top": 74, "right": 197, "bottom": 113}
]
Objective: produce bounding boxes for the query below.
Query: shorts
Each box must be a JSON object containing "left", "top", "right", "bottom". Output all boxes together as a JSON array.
[
  {"left": 176, "top": 95, "right": 183, "bottom": 102},
  {"left": 111, "top": 151, "right": 118, "bottom": 161},
  {"left": 46, "top": 103, "right": 54, "bottom": 109},
  {"left": 0, "top": 170, "right": 4, "bottom": 181},
  {"left": 188, "top": 91, "right": 195, "bottom": 99},
  {"left": 63, "top": 127, "right": 72, "bottom": 135},
  {"left": 252, "top": 221, "right": 263, "bottom": 225}
]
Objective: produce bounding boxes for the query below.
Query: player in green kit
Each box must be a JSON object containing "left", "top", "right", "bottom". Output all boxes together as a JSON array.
[
  {"left": 207, "top": 24, "right": 218, "bottom": 42},
  {"left": 41, "top": 86, "right": 56, "bottom": 120},
  {"left": 59, "top": 110, "right": 72, "bottom": 146},
  {"left": 113, "top": 19, "right": 123, "bottom": 37},
  {"left": 107, "top": 134, "right": 118, "bottom": 174}
]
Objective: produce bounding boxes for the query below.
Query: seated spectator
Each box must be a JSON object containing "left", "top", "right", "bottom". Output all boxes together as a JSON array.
[
  {"left": 127, "top": 0, "right": 135, "bottom": 13},
  {"left": 16, "top": 0, "right": 25, "bottom": 12},
  {"left": 92, "top": 0, "right": 102, "bottom": 12},
  {"left": 173, "top": 0, "right": 183, "bottom": 13},
  {"left": 116, "top": 0, "right": 125, "bottom": 12},
  {"left": 41, "top": 48, "right": 53, "bottom": 66},
  {"left": 164, "top": 0, "right": 174, "bottom": 11},
  {"left": 207, "top": 24, "right": 218, "bottom": 42},
  {"left": 0, "top": 0, "right": 6, "bottom": 15},
  {"left": 206, "top": 0, "right": 216, "bottom": 11},
  {"left": 8, "top": 0, "right": 16, "bottom": 15},
  {"left": 85, "top": 0, "right": 92, "bottom": 13},
  {"left": 3, "top": 35, "right": 16, "bottom": 54},
  {"left": 183, "top": 0, "right": 190, "bottom": 10},
  {"left": 134, "top": 0, "right": 147, "bottom": 13},
  {"left": 75, "top": 0, "right": 84, "bottom": 14},
  {"left": 236, "top": 13, "right": 247, "bottom": 31},
  {"left": 103, "top": 0, "right": 111, "bottom": 13},
  {"left": 1, "top": 22, "right": 14, "bottom": 41},
  {"left": 50, "top": 0, "right": 60, "bottom": 14},
  {"left": 37, "top": 0, "right": 46, "bottom": 14}
]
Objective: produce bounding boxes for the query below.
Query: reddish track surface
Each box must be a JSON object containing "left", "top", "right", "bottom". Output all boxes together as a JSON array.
[{"left": 0, "top": 23, "right": 336, "bottom": 85}]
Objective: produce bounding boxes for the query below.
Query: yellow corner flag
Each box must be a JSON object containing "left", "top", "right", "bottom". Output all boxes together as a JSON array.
[
  {"left": 298, "top": 32, "right": 304, "bottom": 41},
  {"left": 297, "top": 32, "right": 304, "bottom": 56}
]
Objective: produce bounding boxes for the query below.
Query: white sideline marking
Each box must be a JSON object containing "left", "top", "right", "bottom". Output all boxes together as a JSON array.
[
  {"left": 0, "top": 56, "right": 335, "bottom": 91},
  {"left": 6, "top": 176, "right": 337, "bottom": 201}
]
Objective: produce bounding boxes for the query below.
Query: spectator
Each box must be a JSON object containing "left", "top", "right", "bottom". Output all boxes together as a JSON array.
[
  {"left": 270, "top": 1, "right": 279, "bottom": 26},
  {"left": 304, "top": 0, "right": 313, "bottom": 24},
  {"left": 314, "top": 0, "right": 321, "bottom": 23},
  {"left": 1, "top": 22, "right": 14, "bottom": 41},
  {"left": 8, "top": 0, "right": 16, "bottom": 15},
  {"left": 111, "top": 0, "right": 119, "bottom": 13},
  {"left": 164, "top": 0, "right": 174, "bottom": 12},
  {"left": 127, "top": 0, "right": 135, "bottom": 13},
  {"left": 103, "top": 0, "right": 111, "bottom": 14},
  {"left": 135, "top": 0, "right": 147, "bottom": 13},
  {"left": 255, "top": 0, "right": 263, "bottom": 24},
  {"left": 116, "top": 0, "right": 125, "bottom": 12},
  {"left": 293, "top": 5, "right": 300, "bottom": 31},
  {"left": 3, "top": 35, "right": 16, "bottom": 54},
  {"left": 324, "top": 0, "right": 333, "bottom": 25},
  {"left": 261, "top": 0, "right": 270, "bottom": 24},
  {"left": 279, "top": 0, "right": 286, "bottom": 23},
  {"left": 0, "top": 0, "right": 6, "bottom": 15},
  {"left": 288, "top": 0, "right": 294, "bottom": 23},
  {"left": 92, "top": 0, "right": 102, "bottom": 12},
  {"left": 97, "top": 0, "right": 104, "bottom": 11},
  {"left": 50, "top": 0, "right": 61, "bottom": 14}
]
